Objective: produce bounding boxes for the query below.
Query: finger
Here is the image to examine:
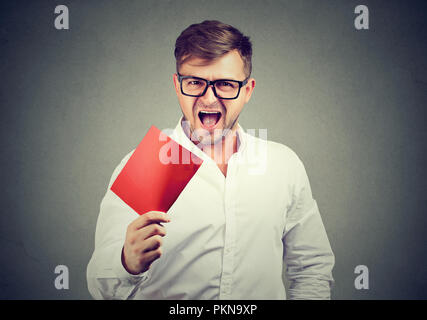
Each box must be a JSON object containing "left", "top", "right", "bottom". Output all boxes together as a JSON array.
[
  {"left": 129, "top": 211, "right": 171, "bottom": 231},
  {"left": 142, "top": 235, "right": 163, "bottom": 252},
  {"left": 136, "top": 223, "right": 166, "bottom": 240},
  {"left": 143, "top": 246, "right": 162, "bottom": 264}
]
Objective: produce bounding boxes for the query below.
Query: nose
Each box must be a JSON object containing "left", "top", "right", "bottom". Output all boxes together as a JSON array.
[{"left": 200, "top": 84, "right": 218, "bottom": 105}]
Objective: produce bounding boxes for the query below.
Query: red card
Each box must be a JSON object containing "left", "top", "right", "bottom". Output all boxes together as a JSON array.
[{"left": 111, "top": 125, "right": 203, "bottom": 215}]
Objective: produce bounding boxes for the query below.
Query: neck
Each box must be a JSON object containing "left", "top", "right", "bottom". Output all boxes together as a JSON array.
[{"left": 200, "top": 129, "right": 238, "bottom": 165}]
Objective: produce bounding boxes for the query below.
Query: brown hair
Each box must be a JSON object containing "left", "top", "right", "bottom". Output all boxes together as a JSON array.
[{"left": 174, "top": 20, "right": 252, "bottom": 77}]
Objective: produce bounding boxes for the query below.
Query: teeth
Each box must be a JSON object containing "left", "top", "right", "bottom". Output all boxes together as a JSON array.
[{"left": 200, "top": 111, "right": 220, "bottom": 114}]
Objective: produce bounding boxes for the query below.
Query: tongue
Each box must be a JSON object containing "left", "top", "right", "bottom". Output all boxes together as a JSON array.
[{"left": 202, "top": 113, "right": 218, "bottom": 126}]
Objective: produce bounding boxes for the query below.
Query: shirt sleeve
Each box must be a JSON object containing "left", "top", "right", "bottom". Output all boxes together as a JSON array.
[
  {"left": 282, "top": 156, "right": 335, "bottom": 300},
  {"left": 86, "top": 150, "right": 150, "bottom": 300}
]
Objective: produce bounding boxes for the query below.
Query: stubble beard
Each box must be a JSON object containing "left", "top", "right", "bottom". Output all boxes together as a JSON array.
[{"left": 182, "top": 100, "right": 239, "bottom": 147}]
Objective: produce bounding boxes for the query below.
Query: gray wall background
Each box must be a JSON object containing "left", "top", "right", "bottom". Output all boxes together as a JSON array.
[{"left": 1, "top": 0, "right": 426, "bottom": 299}]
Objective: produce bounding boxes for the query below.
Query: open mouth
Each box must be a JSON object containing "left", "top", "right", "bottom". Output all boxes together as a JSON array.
[{"left": 198, "top": 110, "right": 222, "bottom": 129}]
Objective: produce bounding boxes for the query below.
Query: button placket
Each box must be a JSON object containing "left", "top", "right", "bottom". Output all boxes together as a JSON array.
[{"left": 219, "top": 157, "right": 237, "bottom": 299}]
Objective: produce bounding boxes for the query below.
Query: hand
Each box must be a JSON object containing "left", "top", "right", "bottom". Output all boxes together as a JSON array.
[{"left": 122, "top": 211, "right": 171, "bottom": 275}]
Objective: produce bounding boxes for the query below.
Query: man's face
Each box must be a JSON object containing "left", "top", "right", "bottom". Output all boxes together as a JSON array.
[{"left": 173, "top": 50, "right": 255, "bottom": 145}]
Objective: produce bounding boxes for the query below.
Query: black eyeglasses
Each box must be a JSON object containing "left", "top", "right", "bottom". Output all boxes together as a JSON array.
[{"left": 177, "top": 73, "right": 249, "bottom": 100}]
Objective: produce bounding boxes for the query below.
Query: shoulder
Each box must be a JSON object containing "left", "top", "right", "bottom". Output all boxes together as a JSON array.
[
  {"left": 244, "top": 132, "right": 304, "bottom": 171},
  {"left": 118, "top": 149, "right": 135, "bottom": 166},
  {"left": 106, "top": 149, "right": 136, "bottom": 189},
  {"left": 269, "top": 139, "right": 301, "bottom": 164}
]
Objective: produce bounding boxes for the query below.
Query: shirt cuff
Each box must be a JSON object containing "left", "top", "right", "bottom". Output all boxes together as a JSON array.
[{"left": 112, "top": 245, "right": 149, "bottom": 283}]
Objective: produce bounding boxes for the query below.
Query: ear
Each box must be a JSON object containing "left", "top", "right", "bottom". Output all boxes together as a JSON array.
[
  {"left": 243, "top": 78, "right": 256, "bottom": 103},
  {"left": 173, "top": 73, "right": 180, "bottom": 96}
]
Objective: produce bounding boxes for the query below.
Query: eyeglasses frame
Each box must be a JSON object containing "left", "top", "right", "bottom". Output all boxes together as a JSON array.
[{"left": 177, "top": 73, "right": 250, "bottom": 100}]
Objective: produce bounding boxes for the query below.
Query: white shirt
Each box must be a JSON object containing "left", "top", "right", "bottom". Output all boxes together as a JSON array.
[{"left": 87, "top": 118, "right": 335, "bottom": 300}]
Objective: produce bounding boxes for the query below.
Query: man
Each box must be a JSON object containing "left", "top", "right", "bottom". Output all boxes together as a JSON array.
[{"left": 87, "top": 20, "right": 335, "bottom": 299}]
